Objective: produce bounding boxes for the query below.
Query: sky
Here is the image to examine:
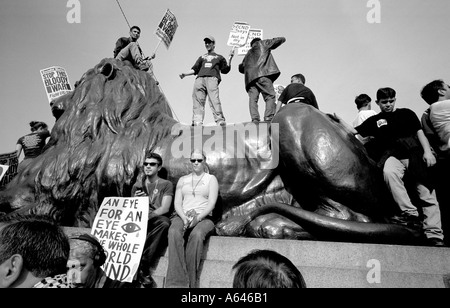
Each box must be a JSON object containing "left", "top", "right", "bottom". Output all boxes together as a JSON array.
[{"left": 1, "top": 0, "right": 450, "bottom": 155}]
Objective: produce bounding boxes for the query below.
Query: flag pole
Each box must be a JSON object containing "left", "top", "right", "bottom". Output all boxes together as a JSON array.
[{"left": 153, "top": 39, "right": 163, "bottom": 56}]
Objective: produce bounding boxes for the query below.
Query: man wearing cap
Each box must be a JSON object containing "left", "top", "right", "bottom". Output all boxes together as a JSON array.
[
  {"left": 239, "top": 37, "right": 286, "bottom": 123},
  {"left": 179, "top": 36, "right": 234, "bottom": 126}
]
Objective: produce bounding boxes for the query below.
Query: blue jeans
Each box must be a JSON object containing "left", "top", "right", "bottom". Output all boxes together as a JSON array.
[
  {"left": 165, "top": 215, "right": 215, "bottom": 288},
  {"left": 139, "top": 215, "right": 170, "bottom": 275},
  {"left": 192, "top": 77, "right": 226, "bottom": 125}
]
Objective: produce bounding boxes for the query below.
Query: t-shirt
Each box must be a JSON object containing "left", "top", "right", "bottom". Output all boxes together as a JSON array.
[
  {"left": 278, "top": 83, "right": 319, "bottom": 109},
  {"left": 353, "top": 109, "right": 377, "bottom": 144},
  {"left": 191, "top": 52, "right": 230, "bottom": 83},
  {"left": 355, "top": 108, "right": 421, "bottom": 160},
  {"left": 114, "top": 37, "right": 133, "bottom": 58},
  {"left": 17, "top": 130, "right": 50, "bottom": 159},
  {"left": 179, "top": 173, "right": 214, "bottom": 216},
  {"left": 131, "top": 178, "right": 174, "bottom": 216},
  {"left": 430, "top": 99, "right": 450, "bottom": 152}
]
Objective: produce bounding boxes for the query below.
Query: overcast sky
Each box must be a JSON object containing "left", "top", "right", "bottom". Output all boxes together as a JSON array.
[{"left": 1, "top": 0, "right": 449, "bottom": 155}]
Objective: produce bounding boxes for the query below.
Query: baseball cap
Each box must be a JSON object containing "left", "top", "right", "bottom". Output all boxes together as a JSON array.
[{"left": 204, "top": 35, "right": 215, "bottom": 43}]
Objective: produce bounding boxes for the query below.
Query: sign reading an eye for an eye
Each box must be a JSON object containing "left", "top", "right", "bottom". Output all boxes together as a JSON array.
[{"left": 91, "top": 197, "right": 148, "bottom": 283}]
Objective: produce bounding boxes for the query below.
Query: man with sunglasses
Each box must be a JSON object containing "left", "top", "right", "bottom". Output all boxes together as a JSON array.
[
  {"left": 179, "top": 35, "right": 235, "bottom": 127},
  {"left": 340, "top": 87, "right": 444, "bottom": 246},
  {"left": 131, "top": 152, "right": 174, "bottom": 287}
]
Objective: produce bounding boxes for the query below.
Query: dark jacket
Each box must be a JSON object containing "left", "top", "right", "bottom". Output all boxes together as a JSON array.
[{"left": 238, "top": 37, "right": 286, "bottom": 91}]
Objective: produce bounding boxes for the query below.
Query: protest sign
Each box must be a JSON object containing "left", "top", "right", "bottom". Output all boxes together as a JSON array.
[
  {"left": 238, "top": 28, "right": 264, "bottom": 55},
  {"left": 0, "top": 164, "right": 9, "bottom": 182},
  {"left": 40, "top": 66, "right": 72, "bottom": 103},
  {"left": 227, "top": 21, "right": 251, "bottom": 47},
  {"left": 91, "top": 197, "right": 149, "bottom": 283},
  {"left": 274, "top": 84, "right": 285, "bottom": 100},
  {"left": 0, "top": 151, "right": 18, "bottom": 188},
  {"left": 155, "top": 9, "right": 178, "bottom": 49}
]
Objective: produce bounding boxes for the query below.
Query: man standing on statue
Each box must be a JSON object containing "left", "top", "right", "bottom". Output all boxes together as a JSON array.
[
  {"left": 239, "top": 37, "right": 286, "bottom": 123},
  {"left": 179, "top": 36, "right": 234, "bottom": 127}
]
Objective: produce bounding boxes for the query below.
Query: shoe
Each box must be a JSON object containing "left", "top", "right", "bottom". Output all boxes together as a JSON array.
[
  {"left": 136, "top": 58, "right": 152, "bottom": 72},
  {"left": 389, "top": 213, "right": 422, "bottom": 229},
  {"left": 138, "top": 270, "right": 157, "bottom": 288},
  {"left": 192, "top": 122, "right": 202, "bottom": 126},
  {"left": 426, "top": 238, "right": 446, "bottom": 247},
  {"left": 252, "top": 119, "right": 260, "bottom": 123},
  {"left": 217, "top": 121, "right": 226, "bottom": 127}
]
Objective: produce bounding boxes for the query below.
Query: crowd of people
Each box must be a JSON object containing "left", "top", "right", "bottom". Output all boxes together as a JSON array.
[{"left": 4, "top": 25, "right": 450, "bottom": 288}]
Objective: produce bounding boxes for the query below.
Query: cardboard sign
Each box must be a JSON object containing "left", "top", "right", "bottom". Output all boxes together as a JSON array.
[
  {"left": 40, "top": 66, "right": 72, "bottom": 103},
  {"left": 238, "top": 29, "right": 263, "bottom": 55},
  {"left": 0, "top": 164, "right": 9, "bottom": 182},
  {"left": 155, "top": 9, "right": 178, "bottom": 49},
  {"left": 0, "top": 151, "right": 18, "bottom": 188},
  {"left": 227, "top": 21, "right": 251, "bottom": 47},
  {"left": 91, "top": 197, "right": 149, "bottom": 283}
]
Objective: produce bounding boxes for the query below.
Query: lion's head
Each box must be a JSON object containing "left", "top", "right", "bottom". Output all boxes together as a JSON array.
[{"left": 0, "top": 58, "right": 178, "bottom": 227}]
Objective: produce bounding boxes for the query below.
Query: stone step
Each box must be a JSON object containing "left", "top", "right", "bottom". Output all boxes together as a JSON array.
[
  {"left": 64, "top": 228, "right": 450, "bottom": 288},
  {"left": 154, "top": 236, "right": 450, "bottom": 288}
]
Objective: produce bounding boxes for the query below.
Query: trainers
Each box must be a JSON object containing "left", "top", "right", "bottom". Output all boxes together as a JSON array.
[
  {"left": 389, "top": 213, "right": 422, "bottom": 229},
  {"left": 426, "top": 237, "right": 446, "bottom": 247},
  {"left": 136, "top": 58, "right": 152, "bottom": 72}
]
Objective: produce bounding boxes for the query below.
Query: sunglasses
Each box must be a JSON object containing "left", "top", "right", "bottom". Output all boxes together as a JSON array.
[
  {"left": 190, "top": 159, "right": 204, "bottom": 163},
  {"left": 143, "top": 162, "right": 159, "bottom": 167}
]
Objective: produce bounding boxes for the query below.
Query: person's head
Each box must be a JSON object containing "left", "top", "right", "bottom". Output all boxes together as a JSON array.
[
  {"left": 143, "top": 152, "right": 163, "bottom": 178},
  {"left": 420, "top": 79, "right": 450, "bottom": 105},
  {"left": 30, "top": 121, "right": 48, "bottom": 132},
  {"left": 190, "top": 149, "right": 207, "bottom": 174},
  {"left": 204, "top": 36, "right": 215, "bottom": 52},
  {"left": 376, "top": 87, "right": 396, "bottom": 113},
  {"left": 355, "top": 94, "right": 372, "bottom": 110},
  {"left": 232, "top": 249, "right": 307, "bottom": 288},
  {"left": 250, "top": 37, "right": 261, "bottom": 47},
  {"left": 0, "top": 214, "right": 70, "bottom": 288},
  {"left": 129, "top": 26, "right": 141, "bottom": 41},
  {"left": 291, "top": 74, "right": 305, "bottom": 85},
  {"left": 67, "top": 233, "right": 106, "bottom": 288}
]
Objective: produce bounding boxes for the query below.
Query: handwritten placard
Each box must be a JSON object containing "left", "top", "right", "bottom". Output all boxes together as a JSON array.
[
  {"left": 238, "top": 29, "right": 263, "bottom": 55},
  {"left": 91, "top": 197, "right": 149, "bottom": 283},
  {"left": 227, "top": 21, "right": 251, "bottom": 47}
]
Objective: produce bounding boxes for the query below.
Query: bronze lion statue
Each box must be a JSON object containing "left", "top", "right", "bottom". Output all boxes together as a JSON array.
[{"left": 0, "top": 58, "right": 421, "bottom": 245}]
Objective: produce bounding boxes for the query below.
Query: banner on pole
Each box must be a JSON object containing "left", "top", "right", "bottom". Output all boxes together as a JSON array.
[
  {"left": 0, "top": 151, "right": 18, "bottom": 188},
  {"left": 91, "top": 197, "right": 149, "bottom": 283},
  {"left": 238, "top": 29, "right": 263, "bottom": 55},
  {"left": 155, "top": 9, "right": 178, "bottom": 49},
  {"left": 40, "top": 66, "right": 72, "bottom": 104},
  {"left": 227, "top": 21, "right": 251, "bottom": 47}
]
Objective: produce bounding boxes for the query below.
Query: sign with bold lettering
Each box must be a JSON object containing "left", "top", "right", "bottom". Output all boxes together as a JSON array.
[
  {"left": 155, "top": 9, "right": 178, "bottom": 49},
  {"left": 40, "top": 66, "right": 72, "bottom": 103},
  {"left": 227, "top": 21, "right": 251, "bottom": 47},
  {"left": 0, "top": 164, "right": 9, "bottom": 182},
  {"left": 91, "top": 197, "right": 149, "bottom": 283},
  {"left": 0, "top": 151, "right": 18, "bottom": 188},
  {"left": 238, "top": 29, "right": 263, "bottom": 55}
]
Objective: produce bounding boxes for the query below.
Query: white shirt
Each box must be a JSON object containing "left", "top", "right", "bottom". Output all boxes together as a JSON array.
[
  {"left": 353, "top": 109, "right": 377, "bottom": 144},
  {"left": 430, "top": 99, "right": 450, "bottom": 151}
]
